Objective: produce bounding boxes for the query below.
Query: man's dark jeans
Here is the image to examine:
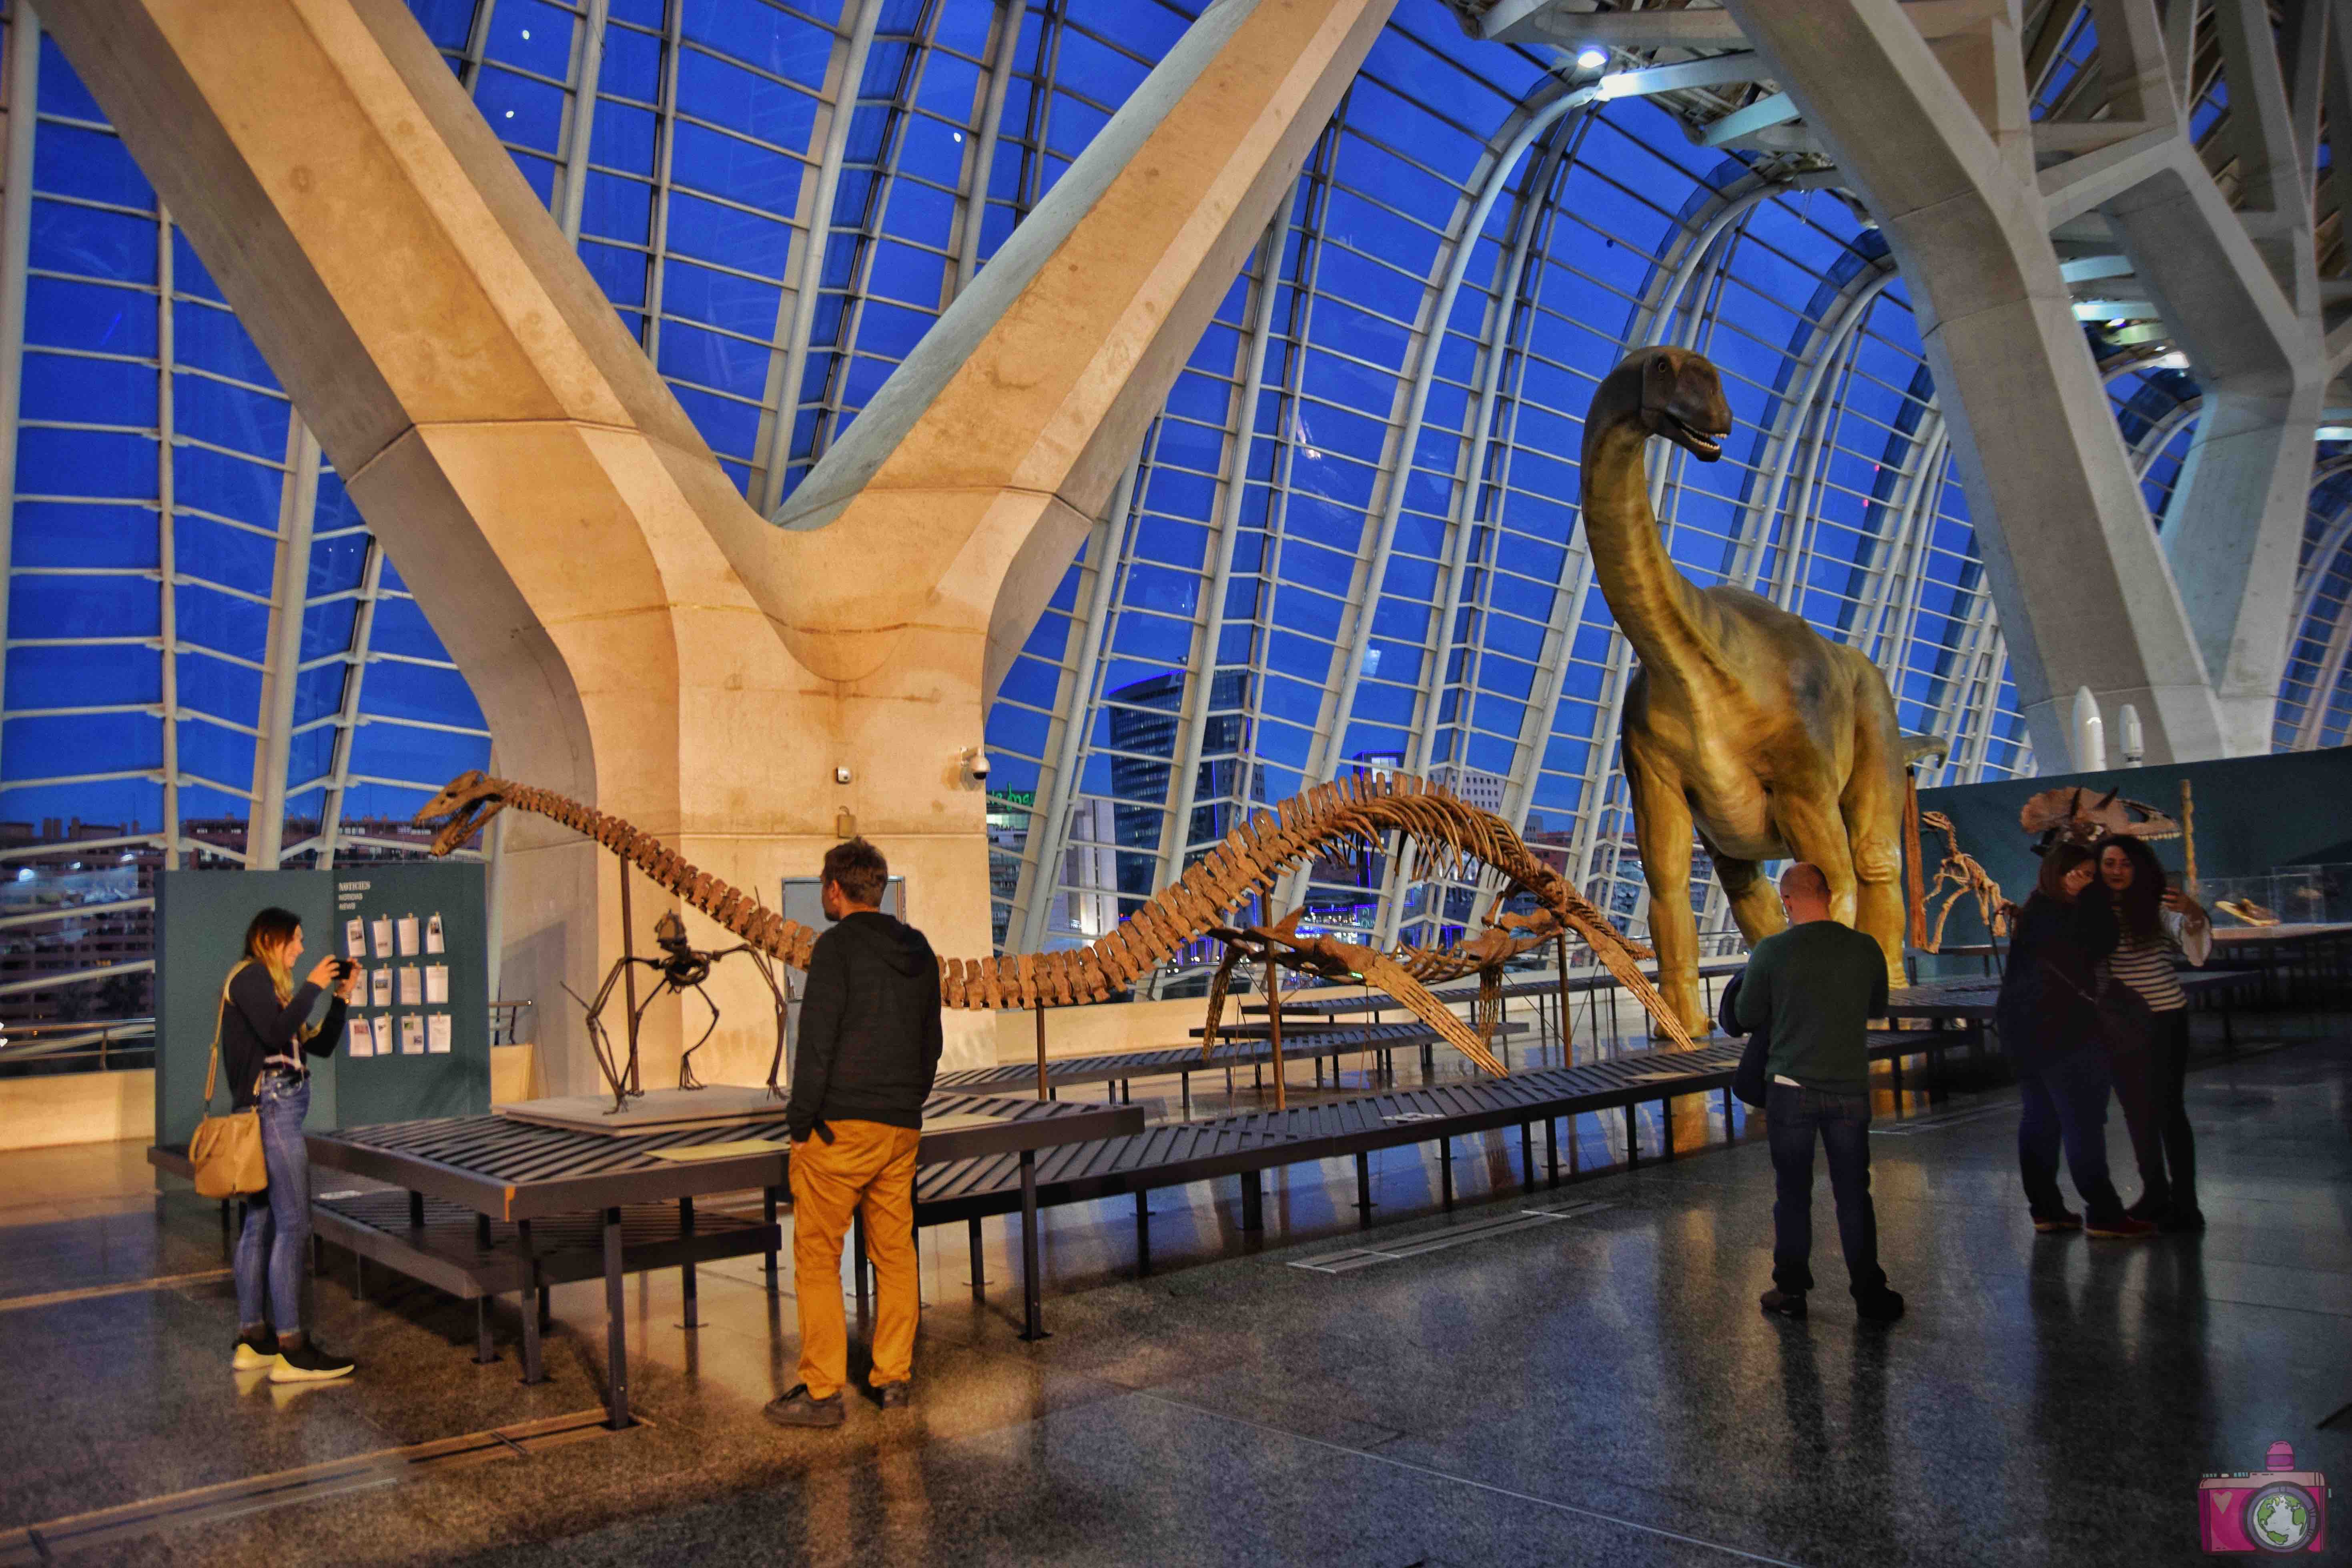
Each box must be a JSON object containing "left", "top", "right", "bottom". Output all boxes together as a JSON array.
[
  {"left": 2016, "top": 1045, "right": 2125, "bottom": 1225},
  {"left": 1766, "top": 1083, "right": 1886, "bottom": 1297}
]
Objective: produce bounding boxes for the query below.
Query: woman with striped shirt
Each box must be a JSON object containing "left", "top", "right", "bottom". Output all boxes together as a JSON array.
[{"left": 2094, "top": 834, "right": 2211, "bottom": 1231}]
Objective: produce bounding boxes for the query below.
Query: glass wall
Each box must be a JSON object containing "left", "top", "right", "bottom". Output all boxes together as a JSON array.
[
  {"left": 2277, "top": 460, "right": 2352, "bottom": 751},
  {"left": 60, "top": 0, "right": 2352, "bottom": 1031}
]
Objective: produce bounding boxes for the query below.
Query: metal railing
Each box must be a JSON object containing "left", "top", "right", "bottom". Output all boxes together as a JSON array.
[{"left": 0, "top": 1016, "right": 158, "bottom": 1074}]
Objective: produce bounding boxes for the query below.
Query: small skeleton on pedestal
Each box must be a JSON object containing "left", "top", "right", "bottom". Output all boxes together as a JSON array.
[{"left": 565, "top": 910, "right": 790, "bottom": 1114}]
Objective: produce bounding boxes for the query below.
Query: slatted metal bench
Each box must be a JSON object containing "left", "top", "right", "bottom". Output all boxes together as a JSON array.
[
  {"left": 911, "top": 1027, "right": 1966, "bottom": 1276},
  {"left": 934, "top": 1020, "right": 1528, "bottom": 1112}
]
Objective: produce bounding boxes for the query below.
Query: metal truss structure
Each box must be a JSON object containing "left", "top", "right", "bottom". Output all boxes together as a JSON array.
[{"left": 5, "top": 0, "right": 2344, "bottom": 1028}]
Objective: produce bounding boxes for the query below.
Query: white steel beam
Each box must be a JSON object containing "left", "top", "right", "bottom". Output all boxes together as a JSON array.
[
  {"left": 1014, "top": 461, "right": 1139, "bottom": 954},
  {"left": 954, "top": 0, "right": 1026, "bottom": 295},
  {"left": 0, "top": 2, "right": 35, "bottom": 794},
  {"left": 245, "top": 420, "right": 321, "bottom": 867},
  {"left": 1596, "top": 54, "right": 1769, "bottom": 100},
  {"left": 314, "top": 536, "right": 385, "bottom": 868},
  {"left": 640, "top": 0, "right": 683, "bottom": 365},
  {"left": 1498, "top": 178, "right": 1782, "bottom": 835},
  {"left": 555, "top": 0, "right": 610, "bottom": 246},
  {"left": 1157, "top": 197, "right": 1294, "bottom": 891},
  {"left": 1732, "top": 266, "right": 1897, "bottom": 593},
  {"left": 1384, "top": 121, "right": 1580, "bottom": 949},
  {"left": 1767, "top": 275, "right": 1897, "bottom": 609},
  {"left": 1297, "top": 82, "right": 1593, "bottom": 802},
  {"left": 755, "top": 0, "right": 881, "bottom": 517},
  {"left": 156, "top": 207, "right": 182, "bottom": 867}
]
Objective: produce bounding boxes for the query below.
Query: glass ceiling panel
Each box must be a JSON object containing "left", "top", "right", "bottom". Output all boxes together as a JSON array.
[{"left": 21, "top": 0, "right": 2324, "bottom": 1034}]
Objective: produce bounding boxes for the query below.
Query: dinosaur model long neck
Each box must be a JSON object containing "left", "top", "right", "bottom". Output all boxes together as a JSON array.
[
  {"left": 415, "top": 771, "right": 1692, "bottom": 1050},
  {"left": 1578, "top": 388, "right": 1718, "bottom": 685}
]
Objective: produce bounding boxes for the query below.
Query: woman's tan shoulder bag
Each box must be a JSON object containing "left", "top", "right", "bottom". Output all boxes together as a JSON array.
[{"left": 189, "top": 967, "right": 268, "bottom": 1200}]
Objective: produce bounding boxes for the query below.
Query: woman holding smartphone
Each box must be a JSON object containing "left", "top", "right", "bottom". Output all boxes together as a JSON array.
[
  {"left": 1995, "top": 843, "right": 2156, "bottom": 1239},
  {"left": 2092, "top": 833, "right": 2211, "bottom": 1230},
  {"left": 220, "top": 907, "right": 361, "bottom": 1382}
]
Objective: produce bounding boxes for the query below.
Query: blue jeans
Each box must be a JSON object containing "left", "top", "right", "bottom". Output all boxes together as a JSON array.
[
  {"left": 2016, "top": 1047, "right": 2124, "bottom": 1226},
  {"left": 234, "top": 1073, "right": 312, "bottom": 1333},
  {"left": 1766, "top": 1084, "right": 1885, "bottom": 1297}
]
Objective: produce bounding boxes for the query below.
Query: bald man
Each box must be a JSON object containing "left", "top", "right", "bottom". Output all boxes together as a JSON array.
[{"left": 1734, "top": 862, "right": 1904, "bottom": 1324}]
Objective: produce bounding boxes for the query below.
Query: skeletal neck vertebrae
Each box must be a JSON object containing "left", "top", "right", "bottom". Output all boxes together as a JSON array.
[{"left": 413, "top": 770, "right": 1692, "bottom": 1061}]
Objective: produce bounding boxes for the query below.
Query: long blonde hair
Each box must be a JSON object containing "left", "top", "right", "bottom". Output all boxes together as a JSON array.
[{"left": 238, "top": 907, "right": 310, "bottom": 1035}]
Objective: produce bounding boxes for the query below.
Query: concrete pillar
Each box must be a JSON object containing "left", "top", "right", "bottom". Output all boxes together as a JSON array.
[
  {"left": 1725, "top": 0, "right": 2231, "bottom": 764},
  {"left": 42, "top": 0, "right": 1388, "bottom": 1087},
  {"left": 2100, "top": 0, "right": 2325, "bottom": 756}
]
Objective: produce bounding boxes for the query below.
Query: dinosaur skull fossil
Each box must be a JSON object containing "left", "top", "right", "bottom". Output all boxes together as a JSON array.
[{"left": 413, "top": 770, "right": 510, "bottom": 856}]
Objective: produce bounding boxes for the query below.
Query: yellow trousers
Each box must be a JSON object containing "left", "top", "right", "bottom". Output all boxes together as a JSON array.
[{"left": 789, "top": 1119, "right": 922, "bottom": 1400}]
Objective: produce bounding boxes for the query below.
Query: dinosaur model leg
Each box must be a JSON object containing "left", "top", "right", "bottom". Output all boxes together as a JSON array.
[
  {"left": 1624, "top": 746, "right": 1708, "bottom": 1037},
  {"left": 1771, "top": 782, "right": 1861, "bottom": 930},
  {"left": 1840, "top": 708, "right": 1911, "bottom": 989},
  {"left": 1710, "top": 849, "right": 1787, "bottom": 950}
]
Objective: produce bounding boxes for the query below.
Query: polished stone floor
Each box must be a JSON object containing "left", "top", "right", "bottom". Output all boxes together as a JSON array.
[{"left": 2, "top": 1015, "right": 2346, "bottom": 1566}]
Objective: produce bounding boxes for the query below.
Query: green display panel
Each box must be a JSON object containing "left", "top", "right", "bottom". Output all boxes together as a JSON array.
[
  {"left": 155, "top": 863, "right": 491, "bottom": 1149},
  {"left": 1916, "top": 746, "right": 2352, "bottom": 950}
]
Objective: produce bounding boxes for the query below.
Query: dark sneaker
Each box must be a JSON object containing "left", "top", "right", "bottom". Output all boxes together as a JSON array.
[
  {"left": 2123, "top": 1194, "right": 2169, "bottom": 1223},
  {"left": 2084, "top": 1215, "right": 2158, "bottom": 1239},
  {"left": 1855, "top": 1287, "right": 1906, "bottom": 1324},
  {"left": 2032, "top": 1208, "right": 2083, "bottom": 1233},
  {"left": 269, "top": 1339, "right": 355, "bottom": 1384},
  {"left": 233, "top": 1330, "right": 280, "bottom": 1371},
  {"left": 1758, "top": 1289, "right": 1807, "bottom": 1319},
  {"left": 764, "top": 1385, "right": 844, "bottom": 1428},
  {"left": 2161, "top": 1204, "right": 2207, "bottom": 1233},
  {"left": 874, "top": 1381, "right": 911, "bottom": 1410}
]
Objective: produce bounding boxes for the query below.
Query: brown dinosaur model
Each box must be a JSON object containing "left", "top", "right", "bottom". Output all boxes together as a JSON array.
[
  {"left": 413, "top": 768, "right": 1693, "bottom": 1085},
  {"left": 1581, "top": 346, "right": 1939, "bottom": 1034}
]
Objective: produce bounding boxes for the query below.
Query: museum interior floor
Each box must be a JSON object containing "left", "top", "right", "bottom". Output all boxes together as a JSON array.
[{"left": 2, "top": 1012, "right": 2346, "bottom": 1567}]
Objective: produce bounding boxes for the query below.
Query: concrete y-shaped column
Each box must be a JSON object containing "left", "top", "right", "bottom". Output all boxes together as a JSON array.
[
  {"left": 2095, "top": 0, "right": 2326, "bottom": 754},
  {"left": 1725, "top": 0, "right": 2230, "bottom": 763},
  {"left": 45, "top": 0, "right": 1390, "bottom": 1087}
]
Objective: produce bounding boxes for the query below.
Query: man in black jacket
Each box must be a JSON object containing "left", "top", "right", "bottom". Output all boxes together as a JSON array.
[{"left": 766, "top": 839, "right": 943, "bottom": 1429}]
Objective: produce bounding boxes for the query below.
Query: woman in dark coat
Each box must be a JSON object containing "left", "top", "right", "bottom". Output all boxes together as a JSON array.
[
  {"left": 1995, "top": 842, "right": 2155, "bottom": 1238},
  {"left": 220, "top": 906, "right": 361, "bottom": 1382}
]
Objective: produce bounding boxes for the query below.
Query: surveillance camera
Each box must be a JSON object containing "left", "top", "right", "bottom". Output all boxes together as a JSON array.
[
  {"left": 969, "top": 750, "right": 991, "bottom": 782},
  {"left": 834, "top": 766, "right": 852, "bottom": 786}
]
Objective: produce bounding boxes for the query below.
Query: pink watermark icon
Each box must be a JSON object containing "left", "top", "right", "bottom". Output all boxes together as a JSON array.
[{"left": 2200, "top": 1441, "right": 2330, "bottom": 1554}]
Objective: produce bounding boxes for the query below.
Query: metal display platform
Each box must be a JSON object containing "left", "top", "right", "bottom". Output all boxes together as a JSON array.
[
  {"left": 2209, "top": 923, "right": 2352, "bottom": 1009},
  {"left": 934, "top": 1020, "right": 1530, "bottom": 1112},
  {"left": 1888, "top": 968, "right": 2260, "bottom": 1041},
  {"left": 310, "top": 1189, "right": 780, "bottom": 1379},
  {"left": 492, "top": 1085, "right": 792, "bottom": 1136},
  {"left": 911, "top": 1026, "right": 1970, "bottom": 1277},
  {"left": 1242, "top": 956, "right": 1751, "bottom": 1043},
  {"left": 296, "top": 1091, "right": 1143, "bottom": 1428}
]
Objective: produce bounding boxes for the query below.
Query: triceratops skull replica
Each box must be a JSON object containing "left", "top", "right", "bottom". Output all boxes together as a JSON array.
[
  {"left": 2017, "top": 785, "right": 2180, "bottom": 853},
  {"left": 414, "top": 770, "right": 1692, "bottom": 1111}
]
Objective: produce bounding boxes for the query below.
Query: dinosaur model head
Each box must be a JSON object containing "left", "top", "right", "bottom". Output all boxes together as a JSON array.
[
  {"left": 411, "top": 770, "right": 510, "bottom": 857},
  {"left": 1608, "top": 345, "right": 1732, "bottom": 463}
]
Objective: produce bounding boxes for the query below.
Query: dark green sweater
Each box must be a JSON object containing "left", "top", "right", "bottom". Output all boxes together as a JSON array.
[{"left": 1733, "top": 919, "right": 1889, "bottom": 1097}]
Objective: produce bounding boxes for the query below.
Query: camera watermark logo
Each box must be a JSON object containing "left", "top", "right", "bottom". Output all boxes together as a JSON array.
[{"left": 2200, "top": 1440, "right": 2330, "bottom": 1555}]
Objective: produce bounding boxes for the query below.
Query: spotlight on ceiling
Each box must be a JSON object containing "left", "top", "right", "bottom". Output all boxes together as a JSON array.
[{"left": 1574, "top": 45, "right": 1608, "bottom": 70}]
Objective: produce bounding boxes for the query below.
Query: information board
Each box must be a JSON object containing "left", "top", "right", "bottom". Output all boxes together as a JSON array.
[{"left": 154, "top": 862, "right": 490, "bottom": 1150}]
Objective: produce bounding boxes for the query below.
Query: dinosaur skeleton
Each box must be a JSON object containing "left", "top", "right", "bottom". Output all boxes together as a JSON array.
[
  {"left": 1916, "top": 810, "right": 2011, "bottom": 953},
  {"left": 413, "top": 770, "right": 1692, "bottom": 1096},
  {"left": 562, "top": 910, "right": 790, "bottom": 1113},
  {"left": 1194, "top": 903, "right": 1570, "bottom": 1075}
]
